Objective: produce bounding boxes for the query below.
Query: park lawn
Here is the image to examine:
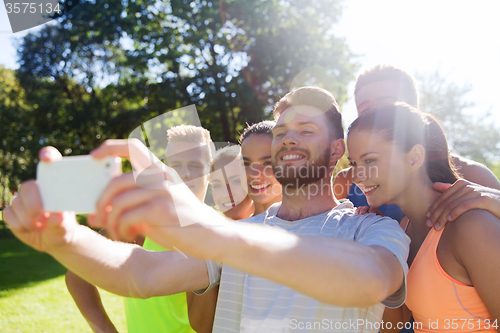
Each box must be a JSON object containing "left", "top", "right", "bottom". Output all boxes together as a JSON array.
[{"left": 0, "top": 237, "right": 127, "bottom": 333}]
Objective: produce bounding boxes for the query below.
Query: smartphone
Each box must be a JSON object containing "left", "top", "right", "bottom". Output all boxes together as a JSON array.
[{"left": 37, "top": 155, "right": 122, "bottom": 214}]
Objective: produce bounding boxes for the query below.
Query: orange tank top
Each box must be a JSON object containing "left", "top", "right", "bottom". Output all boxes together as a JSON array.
[{"left": 406, "top": 227, "right": 495, "bottom": 332}]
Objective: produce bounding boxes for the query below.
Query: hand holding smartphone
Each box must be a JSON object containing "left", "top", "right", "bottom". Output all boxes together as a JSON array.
[{"left": 37, "top": 155, "right": 122, "bottom": 214}]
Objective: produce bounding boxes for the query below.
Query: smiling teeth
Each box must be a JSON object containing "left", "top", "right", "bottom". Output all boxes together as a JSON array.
[
  {"left": 363, "top": 185, "right": 378, "bottom": 192},
  {"left": 282, "top": 154, "right": 302, "bottom": 161},
  {"left": 251, "top": 183, "right": 269, "bottom": 189}
]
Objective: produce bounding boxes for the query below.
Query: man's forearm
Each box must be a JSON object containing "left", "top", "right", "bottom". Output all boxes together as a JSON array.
[
  {"left": 173, "top": 221, "right": 403, "bottom": 307},
  {"left": 48, "top": 225, "right": 150, "bottom": 297},
  {"left": 48, "top": 225, "right": 208, "bottom": 298}
]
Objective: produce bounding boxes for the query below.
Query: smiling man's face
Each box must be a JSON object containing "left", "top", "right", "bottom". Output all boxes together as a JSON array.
[{"left": 271, "top": 106, "right": 333, "bottom": 188}]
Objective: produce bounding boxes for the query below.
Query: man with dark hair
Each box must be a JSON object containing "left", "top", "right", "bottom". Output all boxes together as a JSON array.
[{"left": 354, "top": 64, "right": 419, "bottom": 112}]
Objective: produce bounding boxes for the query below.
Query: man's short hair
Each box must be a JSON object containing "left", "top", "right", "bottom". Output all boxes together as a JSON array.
[
  {"left": 166, "top": 125, "right": 215, "bottom": 161},
  {"left": 272, "top": 86, "right": 343, "bottom": 140},
  {"left": 354, "top": 64, "right": 419, "bottom": 108}
]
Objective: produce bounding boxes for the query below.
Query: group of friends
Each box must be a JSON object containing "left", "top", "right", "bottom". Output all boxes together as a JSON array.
[{"left": 4, "top": 65, "right": 500, "bottom": 333}]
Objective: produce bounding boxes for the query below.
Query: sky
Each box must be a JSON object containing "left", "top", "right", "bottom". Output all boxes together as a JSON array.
[
  {"left": 1, "top": 0, "right": 500, "bottom": 132},
  {"left": 334, "top": 0, "right": 500, "bottom": 129}
]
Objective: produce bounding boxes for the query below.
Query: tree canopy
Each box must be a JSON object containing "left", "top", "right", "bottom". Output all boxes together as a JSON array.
[
  {"left": 2, "top": 1, "right": 499, "bottom": 215},
  {"left": 1, "top": 0, "right": 359, "bottom": 208},
  {"left": 0, "top": 66, "right": 34, "bottom": 200},
  {"left": 16, "top": 0, "right": 357, "bottom": 141}
]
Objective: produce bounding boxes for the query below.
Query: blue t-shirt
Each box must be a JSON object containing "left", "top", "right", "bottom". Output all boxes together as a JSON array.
[{"left": 347, "top": 183, "right": 405, "bottom": 222}]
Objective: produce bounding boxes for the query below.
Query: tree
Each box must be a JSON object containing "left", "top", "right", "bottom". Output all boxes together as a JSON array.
[
  {"left": 416, "top": 71, "right": 500, "bottom": 166},
  {"left": 0, "top": 66, "right": 34, "bottom": 209},
  {"left": 16, "top": 0, "right": 358, "bottom": 146}
]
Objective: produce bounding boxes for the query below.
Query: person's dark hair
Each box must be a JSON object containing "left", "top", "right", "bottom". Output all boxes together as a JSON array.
[
  {"left": 273, "top": 86, "right": 344, "bottom": 140},
  {"left": 239, "top": 120, "right": 276, "bottom": 144},
  {"left": 354, "top": 65, "right": 419, "bottom": 108},
  {"left": 348, "top": 103, "right": 459, "bottom": 184}
]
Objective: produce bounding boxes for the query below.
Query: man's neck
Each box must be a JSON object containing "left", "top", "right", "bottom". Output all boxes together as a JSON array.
[{"left": 277, "top": 177, "right": 339, "bottom": 221}]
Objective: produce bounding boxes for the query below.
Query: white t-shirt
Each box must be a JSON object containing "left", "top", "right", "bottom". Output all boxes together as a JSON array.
[{"left": 201, "top": 201, "right": 410, "bottom": 332}]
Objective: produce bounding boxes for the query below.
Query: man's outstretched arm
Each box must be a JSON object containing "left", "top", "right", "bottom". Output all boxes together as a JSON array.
[
  {"left": 94, "top": 169, "right": 408, "bottom": 308},
  {"left": 3, "top": 179, "right": 210, "bottom": 299},
  {"left": 211, "top": 224, "right": 405, "bottom": 307}
]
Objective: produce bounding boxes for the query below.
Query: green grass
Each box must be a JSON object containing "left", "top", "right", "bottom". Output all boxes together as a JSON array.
[{"left": 0, "top": 238, "right": 127, "bottom": 332}]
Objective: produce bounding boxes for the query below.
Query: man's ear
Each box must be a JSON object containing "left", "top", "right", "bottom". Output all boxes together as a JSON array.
[
  {"left": 330, "top": 139, "right": 346, "bottom": 165},
  {"left": 408, "top": 144, "right": 425, "bottom": 169}
]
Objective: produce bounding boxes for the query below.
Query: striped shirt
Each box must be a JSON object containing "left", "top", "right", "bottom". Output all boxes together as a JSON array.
[{"left": 202, "top": 201, "right": 410, "bottom": 332}]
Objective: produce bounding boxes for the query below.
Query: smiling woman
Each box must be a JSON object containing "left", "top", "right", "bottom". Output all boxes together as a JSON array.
[
  {"left": 240, "top": 121, "right": 283, "bottom": 215},
  {"left": 346, "top": 103, "right": 500, "bottom": 332}
]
